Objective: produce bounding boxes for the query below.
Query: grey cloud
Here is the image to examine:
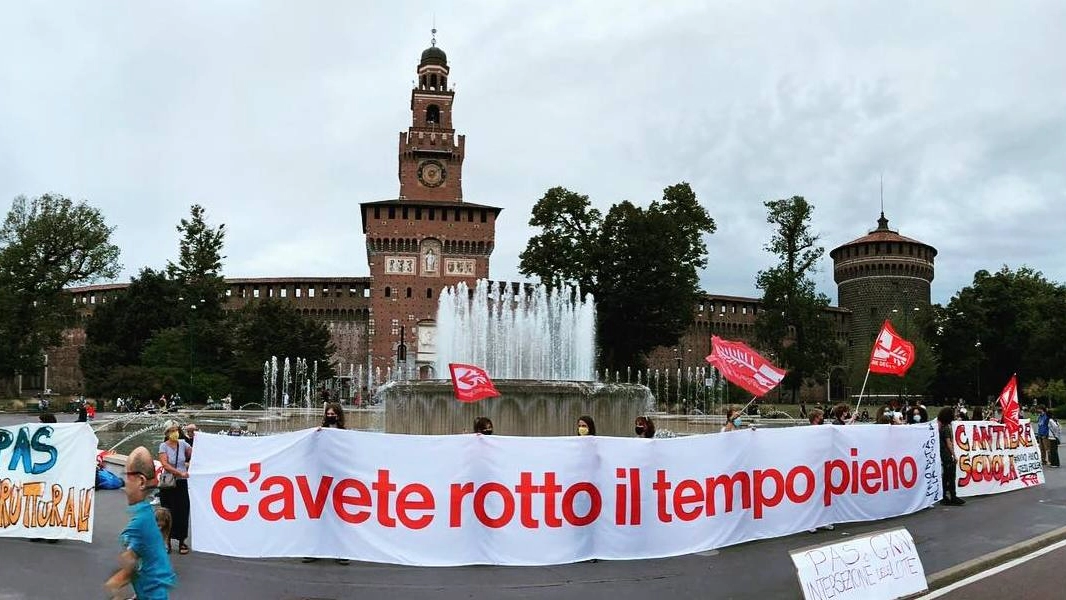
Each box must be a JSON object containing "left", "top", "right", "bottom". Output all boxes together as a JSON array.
[{"left": 1, "top": 2, "right": 1064, "bottom": 306}]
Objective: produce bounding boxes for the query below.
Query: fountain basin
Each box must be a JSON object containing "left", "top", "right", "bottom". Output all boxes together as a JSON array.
[{"left": 381, "top": 380, "right": 651, "bottom": 437}]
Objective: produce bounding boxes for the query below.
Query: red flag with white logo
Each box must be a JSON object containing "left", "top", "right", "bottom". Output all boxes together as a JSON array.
[
  {"left": 448, "top": 363, "right": 501, "bottom": 403},
  {"left": 998, "top": 374, "right": 1021, "bottom": 435},
  {"left": 868, "top": 320, "right": 916, "bottom": 376},
  {"left": 704, "top": 336, "right": 787, "bottom": 397}
]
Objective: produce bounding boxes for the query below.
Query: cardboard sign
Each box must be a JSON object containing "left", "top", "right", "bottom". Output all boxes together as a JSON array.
[{"left": 790, "top": 527, "right": 927, "bottom": 600}]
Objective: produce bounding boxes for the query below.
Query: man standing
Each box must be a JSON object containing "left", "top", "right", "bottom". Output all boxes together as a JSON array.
[
  {"left": 105, "top": 446, "right": 176, "bottom": 600},
  {"left": 1036, "top": 405, "right": 1050, "bottom": 465}
]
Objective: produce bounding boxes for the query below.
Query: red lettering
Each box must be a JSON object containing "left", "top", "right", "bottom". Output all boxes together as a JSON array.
[
  {"left": 614, "top": 468, "right": 627, "bottom": 525},
  {"left": 673, "top": 479, "right": 703, "bottom": 521},
  {"left": 211, "top": 476, "right": 248, "bottom": 521},
  {"left": 542, "top": 472, "right": 562, "bottom": 528},
  {"left": 860, "top": 460, "right": 881, "bottom": 494},
  {"left": 824, "top": 459, "right": 848, "bottom": 506},
  {"left": 629, "top": 468, "right": 641, "bottom": 525},
  {"left": 296, "top": 475, "right": 334, "bottom": 518},
  {"left": 332, "top": 478, "right": 372, "bottom": 524},
  {"left": 899, "top": 457, "right": 917, "bottom": 488},
  {"left": 473, "top": 482, "right": 514, "bottom": 528},
  {"left": 258, "top": 475, "right": 295, "bottom": 521},
  {"left": 396, "top": 483, "right": 434, "bottom": 529},
  {"left": 785, "top": 466, "right": 815, "bottom": 504},
  {"left": 705, "top": 472, "right": 751, "bottom": 515},
  {"left": 449, "top": 482, "right": 474, "bottom": 527},
  {"left": 753, "top": 469, "right": 784, "bottom": 519},
  {"left": 371, "top": 469, "right": 397, "bottom": 527},
  {"left": 562, "top": 482, "right": 601, "bottom": 526},
  {"left": 514, "top": 471, "right": 540, "bottom": 528},
  {"left": 653, "top": 469, "right": 673, "bottom": 523}
]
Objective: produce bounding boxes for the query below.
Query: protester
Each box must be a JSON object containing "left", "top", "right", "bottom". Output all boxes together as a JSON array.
[
  {"left": 305, "top": 403, "right": 349, "bottom": 565},
  {"left": 971, "top": 406, "right": 984, "bottom": 421},
  {"left": 181, "top": 423, "right": 198, "bottom": 446},
  {"left": 635, "top": 416, "right": 656, "bottom": 438},
  {"left": 76, "top": 402, "right": 88, "bottom": 422},
  {"left": 721, "top": 407, "right": 743, "bottom": 432},
  {"left": 807, "top": 408, "right": 825, "bottom": 425},
  {"left": 937, "top": 407, "right": 965, "bottom": 506},
  {"left": 86, "top": 402, "right": 97, "bottom": 420},
  {"left": 908, "top": 406, "right": 929, "bottom": 424},
  {"left": 158, "top": 424, "right": 193, "bottom": 555},
  {"left": 1047, "top": 408, "right": 1060, "bottom": 468},
  {"left": 473, "top": 416, "right": 494, "bottom": 435},
  {"left": 577, "top": 415, "right": 596, "bottom": 436},
  {"left": 320, "top": 402, "right": 346, "bottom": 430},
  {"left": 830, "top": 403, "right": 852, "bottom": 425},
  {"left": 105, "top": 446, "right": 176, "bottom": 600},
  {"left": 875, "top": 406, "right": 891, "bottom": 425},
  {"left": 1036, "top": 405, "right": 1050, "bottom": 465}
]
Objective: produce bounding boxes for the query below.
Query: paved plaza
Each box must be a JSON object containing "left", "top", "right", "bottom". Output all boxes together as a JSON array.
[{"left": 1, "top": 413, "right": 1064, "bottom": 599}]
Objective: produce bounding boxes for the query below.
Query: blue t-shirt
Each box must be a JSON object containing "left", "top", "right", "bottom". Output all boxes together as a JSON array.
[
  {"left": 1038, "top": 412, "right": 1050, "bottom": 436},
  {"left": 121, "top": 500, "right": 176, "bottom": 600}
]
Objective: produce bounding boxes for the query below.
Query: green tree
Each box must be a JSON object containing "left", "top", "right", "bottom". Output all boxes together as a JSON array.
[
  {"left": 229, "top": 299, "right": 336, "bottom": 401},
  {"left": 80, "top": 268, "right": 184, "bottom": 396},
  {"left": 0, "top": 194, "right": 120, "bottom": 377},
  {"left": 930, "top": 267, "right": 1066, "bottom": 404},
  {"left": 519, "top": 183, "right": 715, "bottom": 369},
  {"left": 754, "top": 196, "right": 841, "bottom": 402},
  {"left": 167, "top": 204, "right": 227, "bottom": 314}
]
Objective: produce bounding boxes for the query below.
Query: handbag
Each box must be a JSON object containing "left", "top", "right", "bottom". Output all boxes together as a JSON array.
[{"left": 158, "top": 444, "right": 179, "bottom": 488}]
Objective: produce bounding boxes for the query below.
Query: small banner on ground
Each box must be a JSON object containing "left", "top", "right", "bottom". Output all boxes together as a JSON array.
[
  {"left": 190, "top": 423, "right": 941, "bottom": 566},
  {"left": 951, "top": 418, "right": 1044, "bottom": 497},
  {"left": 0, "top": 423, "right": 97, "bottom": 541},
  {"left": 790, "top": 527, "right": 927, "bottom": 600}
]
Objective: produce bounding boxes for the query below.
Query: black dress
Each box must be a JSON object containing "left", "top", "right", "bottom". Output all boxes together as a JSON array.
[{"left": 158, "top": 440, "right": 192, "bottom": 542}]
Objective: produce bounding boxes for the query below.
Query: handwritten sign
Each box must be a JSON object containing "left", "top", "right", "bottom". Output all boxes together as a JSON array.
[{"left": 790, "top": 528, "right": 927, "bottom": 600}]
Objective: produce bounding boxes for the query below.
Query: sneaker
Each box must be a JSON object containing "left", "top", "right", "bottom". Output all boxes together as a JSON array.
[
  {"left": 951, "top": 497, "right": 966, "bottom": 505},
  {"left": 301, "top": 557, "right": 319, "bottom": 563},
  {"left": 334, "top": 559, "right": 350, "bottom": 565},
  {"left": 807, "top": 528, "right": 818, "bottom": 533},
  {"left": 822, "top": 524, "right": 835, "bottom": 530}
]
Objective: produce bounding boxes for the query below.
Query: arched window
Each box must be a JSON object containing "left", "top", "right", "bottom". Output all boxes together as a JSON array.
[
  {"left": 427, "top": 288, "right": 433, "bottom": 299},
  {"left": 426, "top": 104, "right": 440, "bottom": 124},
  {"left": 406, "top": 287, "right": 412, "bottom": 298},
  {"left": 384, "top": 287, "right": 391, "bottom": 298}
]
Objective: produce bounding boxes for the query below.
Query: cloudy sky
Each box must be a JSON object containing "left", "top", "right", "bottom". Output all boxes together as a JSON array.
[{"left": 2, "top": 1, "right": 1064, "bottom": 305}]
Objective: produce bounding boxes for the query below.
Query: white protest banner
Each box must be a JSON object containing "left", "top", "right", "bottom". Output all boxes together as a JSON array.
[
  {"left": 790, "top": 527, "right": 927, "bottom": 600},
  {"left": 189, "top": 423, "right": 941, "bottom": 566},
  {"left": 952, "top": 419, "right": 1044, "bottom": 497},
  {"left": 0, "top": 423, "right": 97, "bottom": 541}
]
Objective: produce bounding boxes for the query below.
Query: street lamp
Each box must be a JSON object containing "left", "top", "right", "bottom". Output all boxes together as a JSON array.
[
  {"left": 179, "top": 296, "right": 206, "bottom": 400},
  {"left": 974, "top": 340, "right": 982, "bottom": 405}
]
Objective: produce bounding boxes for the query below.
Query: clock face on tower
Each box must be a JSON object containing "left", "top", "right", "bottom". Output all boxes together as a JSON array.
[{"left": 417, "top": 159, "right": 446, "bottom": 188}]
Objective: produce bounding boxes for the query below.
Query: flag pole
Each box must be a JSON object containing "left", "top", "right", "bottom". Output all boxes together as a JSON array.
[
  {"left": 737, "top": 395, "right": 759, "bottom": 417},
  {"left": 852, "top": 368, "right": 872, "bottom": 420}
]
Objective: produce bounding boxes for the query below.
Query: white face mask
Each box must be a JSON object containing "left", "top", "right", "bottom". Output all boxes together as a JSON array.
[{"left": 911, "top": 414, "right": 921, "bottom": 423}]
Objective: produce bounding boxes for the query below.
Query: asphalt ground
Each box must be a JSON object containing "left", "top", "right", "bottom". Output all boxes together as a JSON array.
[
  {"left": 1, "top": 413, "right": 1064, "bottom": 599},
  {"left": 919, "top": 540, "right": 1066, "bottom": 599}
]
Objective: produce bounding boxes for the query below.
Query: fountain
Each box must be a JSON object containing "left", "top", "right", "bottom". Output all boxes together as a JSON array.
[{"left": 381, "top": 279, "right": 652, "bottom": 436}]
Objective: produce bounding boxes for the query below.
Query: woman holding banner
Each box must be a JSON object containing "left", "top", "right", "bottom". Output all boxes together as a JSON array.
[
  {"left": 721, "top": 407, "right": 743, "bottom": 432},
  {"left": 937, "top": 407, "right": 966, "bottom": 506}
]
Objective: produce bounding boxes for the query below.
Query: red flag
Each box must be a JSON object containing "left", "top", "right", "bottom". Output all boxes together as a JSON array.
[
  {"left": 998, "top": 374, "right": 1021, "bottom": 435},
  {"left": 448, "top": 363, "right": 500, "bottom": 403},
  {"left": 704, "top": 336, "right": 787, "bottom": 397},
  {"left": 868, "top": 320, "right": 916, "bottom": 376}
]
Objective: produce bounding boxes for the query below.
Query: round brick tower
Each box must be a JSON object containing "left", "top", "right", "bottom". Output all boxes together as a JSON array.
[{"left": 831, "top": 212, "right": 937, "bottom": 369}]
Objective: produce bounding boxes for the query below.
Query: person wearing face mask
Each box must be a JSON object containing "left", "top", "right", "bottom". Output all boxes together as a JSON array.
[
  {"left": 721, "top": 407, "right": 744, "bottom": 432},
  {"left": 320, "top": 402, "right": 346, "bottom": 430},
  {"left": 105, "top": 446, "right": 177, "bottom": 600},
  {"left": 474, "top": 416, "right": 494, "bottom": 435},
  {"left": 634, "top": 416, "right": 656, "bottom": 438},
  {"left": 305, "top": 403, "right": 349, "bottom": 565},
  {"left": 577, "top": 416, "right": 596, "bottom": 436},
  {"left": 830, "top": 403, "right": 854, "bottom": 425},
  {"left": 158, "top": 424, "right": 193, "bottom": 555},
  {"left": 909, "top": 406, "right": 929, "bottom": 424}
]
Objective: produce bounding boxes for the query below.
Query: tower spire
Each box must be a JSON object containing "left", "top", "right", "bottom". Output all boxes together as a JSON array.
[{"left": 431, "top": 17, "right": 437, "bottom": 47}]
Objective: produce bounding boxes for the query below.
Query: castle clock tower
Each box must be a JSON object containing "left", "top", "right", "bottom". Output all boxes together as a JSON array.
[{"left": 360, "top": 34, "right": 501, "bottom": 382}]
